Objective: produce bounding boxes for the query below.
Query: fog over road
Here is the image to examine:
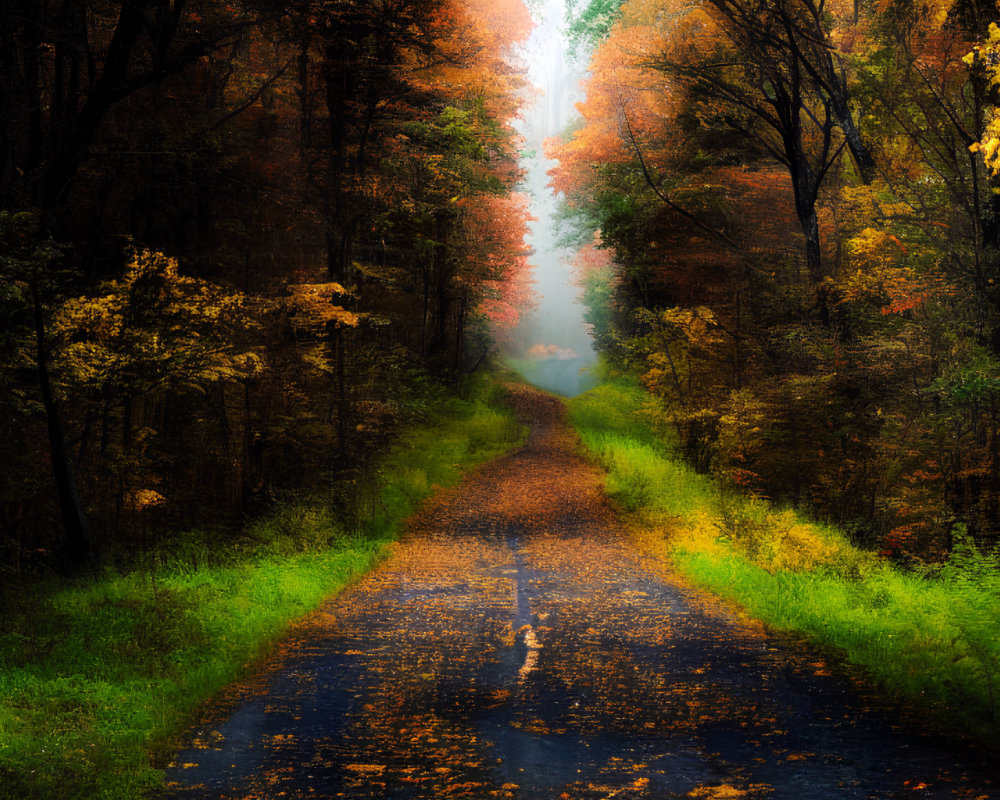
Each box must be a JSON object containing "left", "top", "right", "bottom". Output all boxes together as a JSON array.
[
  {"left": 164, "top": 386, "right": 996, "bottom": 799},
  {"left": 510, "top": 0, "right": 598, "bottom": 398}
]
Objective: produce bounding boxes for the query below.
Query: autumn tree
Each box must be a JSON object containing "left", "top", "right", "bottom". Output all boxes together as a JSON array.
[
  {"left": 555, "top": 0, "right": 1000, "bottom": 550},
  {"left": 0, "top": 0, "right": 278, "bottom": 565},
  {"left": 0, "top": 0, "right": 534, "bottom": 569}
]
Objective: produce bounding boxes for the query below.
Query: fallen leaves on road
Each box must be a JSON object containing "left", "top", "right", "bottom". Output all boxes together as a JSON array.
[{"left": 164, "top": 387, "right": 998, "bottom": 800}]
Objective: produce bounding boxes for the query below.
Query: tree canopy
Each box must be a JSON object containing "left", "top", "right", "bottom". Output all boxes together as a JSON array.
[
  {"left": 554, "top": 0, "right": 1000, "bottom": 557},
  {"left": 0, "top": 0, "right": 533, "bottom": 568}
]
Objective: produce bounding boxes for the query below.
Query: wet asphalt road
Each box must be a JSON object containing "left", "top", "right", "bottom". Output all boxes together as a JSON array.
[{"left": 163, "top": 387, "right": 998, "bottom": 799}]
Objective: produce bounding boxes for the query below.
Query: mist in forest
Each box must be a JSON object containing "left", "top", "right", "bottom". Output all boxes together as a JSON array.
[{"left": 509, "top": 0, "right": 598, "bottom": 397}]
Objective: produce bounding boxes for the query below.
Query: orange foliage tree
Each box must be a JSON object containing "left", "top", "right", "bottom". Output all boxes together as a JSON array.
[
  {"left": 0, "top": 0, "right": 534, "bottom": 567},
  {"left": 556, "top": 0, "right": 1000, "bottom": 554}
]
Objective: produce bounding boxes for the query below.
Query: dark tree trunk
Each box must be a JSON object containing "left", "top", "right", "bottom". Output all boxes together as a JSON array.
[
  {"left": 31, "top": 272, "right": 92, "bottom": 567},
  {"left": 428, "top": 214, "right": 453, "bottom": 361},
  {"left": 829, "top": 85, "right": 876, "bottom": 184},
  {"left": 43, "top": 0, "right": 155, "bottom": 210},
  {"left": 785, "top": 127, "right": 825, "bottom": 287},
  {"left": 337, "top": 327, "right": 348, "bottom": 464},
  {"left": 991, "top": 392, "right": 999, "bottom": 529}
]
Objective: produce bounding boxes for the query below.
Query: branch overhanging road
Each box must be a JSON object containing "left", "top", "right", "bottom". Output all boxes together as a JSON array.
[{"left": 164, "top": 386, "right": 997, "bottom": 799}]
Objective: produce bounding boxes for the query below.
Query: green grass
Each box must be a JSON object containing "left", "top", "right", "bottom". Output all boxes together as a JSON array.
[
  {"left": 0, "top": 372, "right": 524, "bottom": 799},
  {"left": 567, "top": 375, "right": 1000, "bottom": 744},
  {"left": 0, "top": 551, "right": 376, "bottom": 799}
]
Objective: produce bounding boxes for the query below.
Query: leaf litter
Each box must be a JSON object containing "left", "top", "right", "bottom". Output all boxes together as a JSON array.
[{"left": 163, "top": 386, "right": 998, "bottom": 799}]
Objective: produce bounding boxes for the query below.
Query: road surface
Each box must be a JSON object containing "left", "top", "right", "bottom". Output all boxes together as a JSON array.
[{"left": 164, "top": 386, "right": 997, "bottom": 799}]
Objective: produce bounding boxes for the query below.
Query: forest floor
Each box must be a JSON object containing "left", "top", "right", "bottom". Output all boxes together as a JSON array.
[{"left": 161, "top": 385, "right": 998, "bottom": 799}]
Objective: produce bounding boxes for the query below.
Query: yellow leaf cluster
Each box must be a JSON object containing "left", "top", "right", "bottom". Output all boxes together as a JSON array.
[
  {"left": 125, "top": 488, "right": 165, "bottom": 511},
  {"left": 51, "top": 249, "right": 264, "bottom": 389},
  {"left": 287, "top": 283, "right": 361, "bottom": 328},
  {"left": 847, "top": 227, "right": 905, "bottom": 269},
  {"left": 659, "top": 306, "right": 723, "bottom": 346},
  {"left": 966, "top": 24, "right": 1000, "bottom": 177}
]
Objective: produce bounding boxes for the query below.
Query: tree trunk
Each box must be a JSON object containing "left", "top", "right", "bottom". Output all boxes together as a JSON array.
[
  {"left": 31, "top": 271, "right": 92, "bottom": 567},
  {"left": 990, "top": 392, "right": 999, "bottom": 530},
  {"left": 336, "top": 326, "right": 348, "bottom": 463},
  {"left": 800, "top": 205, "right": 823, "bottom": 285},
  {"left": 428, "top": 214, "right": 453, "bottom": 361},
  {"left": 43, "top": 0, "right": 155, "bottom": 210},
  {"left": 786, "top": 140, "right": 824, "bottom": 286},
  {"left": 829, "top": 86, "right": 876, "bottom": 184}
]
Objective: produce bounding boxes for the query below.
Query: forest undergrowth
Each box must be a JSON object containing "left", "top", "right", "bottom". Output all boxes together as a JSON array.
[
  {"left": 567, "top": 373, "right": 1000, "bottom": 748},
  {"left": 0, "top": 372, "right": 524, "bottom": 800}
]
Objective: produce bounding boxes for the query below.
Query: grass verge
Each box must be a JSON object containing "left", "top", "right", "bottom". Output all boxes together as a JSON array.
[
  {"left": 0, "top": 372, "right": 524, "bottom": 799},
  {"left": 567, "top": 375, "right": 1000, "bottom": 745}
]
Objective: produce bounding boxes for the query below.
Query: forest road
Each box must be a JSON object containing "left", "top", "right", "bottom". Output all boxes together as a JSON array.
[{"left": 163, "top": 385, "right": 997, "bottom": 799}]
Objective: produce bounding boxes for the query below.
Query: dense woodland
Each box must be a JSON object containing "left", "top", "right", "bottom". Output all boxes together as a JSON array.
[
  {"left": 558, "top": 0, "right": 1000, "bottom": 559},
  {"left": 0, "top": 0, "right": 534, "bottom": 571},
  {"left": 7, "top": 0, "right": 1000, "bottom": 575},
  {"left": 7, "top": 3, "right": 1000, "bottom": 794}
]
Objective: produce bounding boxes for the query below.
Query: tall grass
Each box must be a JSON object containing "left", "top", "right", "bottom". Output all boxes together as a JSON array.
[
  {"left": 567, "top": 376, "right": 1000, "bottom": 744},
  {"left": 0, "top": 550, "right": 376, "bottom": 799},
  {"left": 0, "top": 372, "right": 524, "bottom": 799}
]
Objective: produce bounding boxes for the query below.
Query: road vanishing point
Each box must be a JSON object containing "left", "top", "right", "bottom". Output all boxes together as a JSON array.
[{"left": 164, "top": 386, "right": 997, "bottom": 800}]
